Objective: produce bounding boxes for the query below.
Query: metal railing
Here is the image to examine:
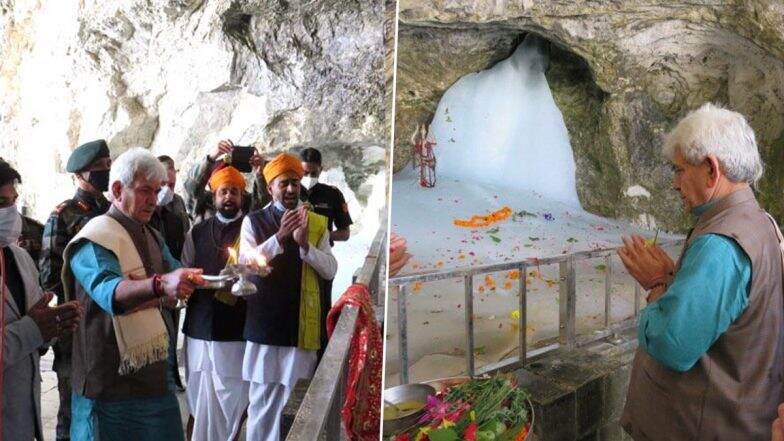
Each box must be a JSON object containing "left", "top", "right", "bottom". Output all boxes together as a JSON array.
[
  {"left": 388, "top": 239, "right": 684, "bottom": 384},
  {"left": 353, "top": 226, "right": 387, "bottom": 307},
  {"left": 286, "top": 226, "right": 388, "bottom": 440}
]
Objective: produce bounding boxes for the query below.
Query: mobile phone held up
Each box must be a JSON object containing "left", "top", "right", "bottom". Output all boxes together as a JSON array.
[{"left": 223, "top": 146, "right": 255, "bottom": 173}]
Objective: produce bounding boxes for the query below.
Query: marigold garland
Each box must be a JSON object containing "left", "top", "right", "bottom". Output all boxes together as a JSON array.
[{"left": 453, "top": 206, "right": 513, "bottom": 228}]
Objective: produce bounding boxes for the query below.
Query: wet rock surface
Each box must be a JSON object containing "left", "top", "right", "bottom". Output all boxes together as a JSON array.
[{"left": 0, "top": 0, "right": 390, "bottom": 219}]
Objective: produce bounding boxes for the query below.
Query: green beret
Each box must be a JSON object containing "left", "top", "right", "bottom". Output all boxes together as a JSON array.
[{"left": 66, "top": 139, "right": 110, "bottom": 173}]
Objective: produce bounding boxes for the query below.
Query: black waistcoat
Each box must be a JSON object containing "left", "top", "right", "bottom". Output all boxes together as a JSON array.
[
  {"left": 183, "top": 216, "right": 246, "bottom": 341},
  {"left": 244, "top": 205, "right": 330, "bottom": 348}
]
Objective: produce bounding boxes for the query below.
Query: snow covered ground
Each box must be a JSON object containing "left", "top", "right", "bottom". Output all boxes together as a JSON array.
[{"left": 385, "top": 172, "right": 681, "bottom": 385}]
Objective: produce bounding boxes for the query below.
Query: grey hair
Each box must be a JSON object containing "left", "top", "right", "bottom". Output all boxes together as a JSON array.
[
  {"left": 109, "top": 147, "right": 167, "bottom": 188},
  {"left": 662, "top": 103, "right": 763, "bottom": 185}
]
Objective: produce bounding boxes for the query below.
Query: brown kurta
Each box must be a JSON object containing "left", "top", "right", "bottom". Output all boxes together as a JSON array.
[{"left": 622, "top": 188, "right": 784, "bottom": 440}]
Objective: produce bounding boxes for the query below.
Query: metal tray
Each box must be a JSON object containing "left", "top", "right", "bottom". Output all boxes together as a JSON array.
[{"left": 383, "top": 376, "right": 534, "bottom": 439}]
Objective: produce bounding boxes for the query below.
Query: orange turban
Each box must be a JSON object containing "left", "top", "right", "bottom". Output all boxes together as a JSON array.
[
  {"left": 263, "top": 153, "right": 304, "bottom": 183},
  {"left": 209, "top": 165, "right": 246, "bottom": 191}
]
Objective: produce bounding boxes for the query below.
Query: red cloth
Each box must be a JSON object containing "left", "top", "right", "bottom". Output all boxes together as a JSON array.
[{"left": 326, "top": 284, "right": 382, "bottom": 440}]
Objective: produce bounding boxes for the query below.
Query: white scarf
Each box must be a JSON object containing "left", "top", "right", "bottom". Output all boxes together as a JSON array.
[{"left": 62, "top": 215, "right": 169, "bottom": 375}]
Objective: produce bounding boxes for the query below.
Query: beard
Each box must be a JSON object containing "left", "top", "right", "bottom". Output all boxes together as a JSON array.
[{"left": 218, "top": 202, "right": 240, "bottom": 219}]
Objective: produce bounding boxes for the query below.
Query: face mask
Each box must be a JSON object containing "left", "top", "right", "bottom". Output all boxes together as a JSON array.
[
  {"left": 301, "top": 176, "right": 318, "bottom": 190},
  {"left": 0, "top": 205, "right": 22, "bottom": 247},
  {"left": 273, "top": 200, "right": 287, "bottom": 212},
  {"left": 157, "top": 185, "right": 174, "bottom": 206},
  {"left": 216, "top": 210, "right": 243, "bottom": 224},
  {"left": 87, "top": 169, "right": 110, "bottom": 192}
]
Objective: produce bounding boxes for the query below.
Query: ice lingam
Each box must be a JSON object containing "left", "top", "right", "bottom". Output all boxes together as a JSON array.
[{"left": 388, "top": 34, "right": 672, "bottom": 384}]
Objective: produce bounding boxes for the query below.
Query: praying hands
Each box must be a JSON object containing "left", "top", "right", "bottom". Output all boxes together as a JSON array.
[
  {"left": 276, "top": 206, "right": 310, "bottom": 252},
  {"left": 617, "top": 234, "right": 675, "bottom": 291},
  {"left": 292, "top": 207, "right": 310, "bottom": 252}
]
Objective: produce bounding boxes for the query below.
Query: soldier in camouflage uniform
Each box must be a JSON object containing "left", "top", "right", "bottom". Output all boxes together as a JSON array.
[
  {"left": 39, "top": 140, "right": 111, "bottom": 441},
  {"left": 183, "top": 139, "right": 270, "bottom": 224}
]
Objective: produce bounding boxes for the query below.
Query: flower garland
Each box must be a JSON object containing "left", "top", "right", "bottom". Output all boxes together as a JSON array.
[{"left": 453, "top": 207, "right": 513, "bottom": 228}]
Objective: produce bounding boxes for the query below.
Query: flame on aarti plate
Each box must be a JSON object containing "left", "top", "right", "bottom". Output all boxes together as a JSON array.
[
  {"left": 254, "top": 252, "right": 267, "bottom": 267},
  {"left": 229, "top": 247, "right": 266, "bottom": 267}
]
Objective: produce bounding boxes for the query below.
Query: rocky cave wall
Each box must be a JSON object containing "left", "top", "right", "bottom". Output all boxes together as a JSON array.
[
  {"left": 0, "top": 0, "right": 391, "bottom": 222},
  {"left": 394, "top": 0, "right": 784, "bottom": 232}
]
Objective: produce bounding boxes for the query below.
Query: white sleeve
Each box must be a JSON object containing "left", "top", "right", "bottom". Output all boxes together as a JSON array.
[
  {"left": 300, "top": 228, "right": 337, "bottom": 280},
  {"left": 239, "top": 216, "right": 283, "bottom": 265}
]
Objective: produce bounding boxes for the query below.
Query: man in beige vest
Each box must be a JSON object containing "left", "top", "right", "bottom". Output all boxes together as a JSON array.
[
  {"left": 618, "top": 103, "right": 784, "bottom": 439},
  {"left": 63, "top": 148, "right": 205, "bottom": 440}
]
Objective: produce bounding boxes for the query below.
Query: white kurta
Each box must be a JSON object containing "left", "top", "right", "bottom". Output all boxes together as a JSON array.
[
  {"left": 185, "top": 338, "right": 249, "bottom": 441},
  {"left": 182, "top": 223, "right": 250, "bottom": 441},
  {"left": 238, "top": 203, "right": 337, "bottom": 441}
]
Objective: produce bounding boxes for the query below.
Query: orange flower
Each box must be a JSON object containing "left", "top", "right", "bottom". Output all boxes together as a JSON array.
[
  {"left": 507, "top": 270, "right": 521, "bottom": 280},
  {"left": 514, "top": 424, "right": 530, "bottom": 441},
  {"left": 453, "top": 206, "right": 513, "bottom": 228},
  {"left": 413, "top": 281, "right": 423, "bottom": 293},
  {"left": 484, "top": 275, "right": 496, "bottom": 288}
]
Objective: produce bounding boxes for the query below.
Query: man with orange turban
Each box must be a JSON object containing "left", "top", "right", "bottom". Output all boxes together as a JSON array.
[
  {"left": 183, "top": 139, "right": 270, "bottom": 224},
  {"left": 181, "top": 164, "right": 251, "bottom": 441},
  {"left": 239, "top": 152, "right": 337, "bottom": 441}
]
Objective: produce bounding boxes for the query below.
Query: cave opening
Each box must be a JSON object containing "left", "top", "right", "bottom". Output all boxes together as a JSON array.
[{"left": 395, "top": 26, "right": 622, "bottom": 219}]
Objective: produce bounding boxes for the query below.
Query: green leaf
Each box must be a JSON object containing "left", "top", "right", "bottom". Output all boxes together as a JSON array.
[
  {"left": 477, "top": 430, "right": 497, "bottom": 441},
  {"left": 528, "top": 237, "right": 540, "bottom": 241},
  {"left": 516, "top": 210, "right": 537, "bottom": 218},
  {"left": 490, "top": 235, "right": 502, "bottom": 244},
  {"left": 474, "top": 346, "right": 486, "bottom": 355},
  {"left": 595, "top": 264, "right": 607, "bottom": 271},
  {"left": 487, "top": 227, "right": 500, "bottom": 234},
  {"left": 567, "top": 237, "right": 578, "bottom": 243},
  {"left": 479, "top": 419, "right": 507, "bottom": 436},
  {"left": 428, "top": 428, "right": 459, "bottom": 441}
]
